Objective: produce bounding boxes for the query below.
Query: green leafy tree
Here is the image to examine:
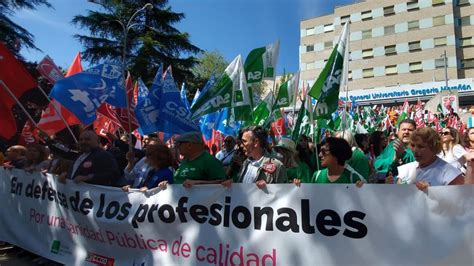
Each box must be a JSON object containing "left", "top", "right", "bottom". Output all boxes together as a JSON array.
[
  {"left": 0, "top": 0, "right": 51, "bottom": 56},
  {"left": 187, "top": 50, "right": 228, "bottom": 96},
  {"left": 72, "top": 0, "right": 200, "bottom": 85}
]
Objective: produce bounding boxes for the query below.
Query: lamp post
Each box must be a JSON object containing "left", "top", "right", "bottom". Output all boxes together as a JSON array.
[{"left": 106, "top": 3, "right": 153, "bottom": 152}]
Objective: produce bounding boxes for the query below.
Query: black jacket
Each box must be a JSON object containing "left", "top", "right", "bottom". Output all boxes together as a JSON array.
[{"left": 68, "top": 148, "right": 120, "bottom": 186}]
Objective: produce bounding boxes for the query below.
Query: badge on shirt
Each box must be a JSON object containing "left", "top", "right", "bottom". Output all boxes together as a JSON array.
[
  {"left": 262, "top": 162, "right": 276, "bottom": 174},
  {"left": 83, "top": 161, "right": 93, "bottom": 168}
]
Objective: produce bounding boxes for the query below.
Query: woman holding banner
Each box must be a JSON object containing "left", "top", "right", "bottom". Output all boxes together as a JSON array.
[
  {"left": 293, "top": 137, "right": 366, "bottom": 186},
  {"left": 397, "top": 128, "right": 464, "bottom": 188}
]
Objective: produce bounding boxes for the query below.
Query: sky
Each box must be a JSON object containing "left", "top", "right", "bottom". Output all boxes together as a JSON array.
[{"left": 12, "top": 0, "right": 353, "bottom": 74}]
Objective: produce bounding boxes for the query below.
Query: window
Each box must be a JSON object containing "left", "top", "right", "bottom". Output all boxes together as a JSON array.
[
  {"left": 433, "top": 15, "right": 445, "bottom": 26},
  {"left": 324, "top": 41, "right": 333, "bottom": 49},
  {"left": 306, "top": 45, "right": 314, "bottom": 52},
  {"left": 306, "top": 27, "right": 315, "bottom": 35},
  {"left": 385, "top": 65, "right": 397, "bottom": 75},
  {"left": 384, "top": 6, "right": 395, "bottom": 16},
  {"left": 432, "top": 0, "right": 445, "bottom": 6},
  {"left": 362, "top": 49, "right": 374, "bottom": 58},
  {"left": 407, "top": 1, "right": 419, "bottom": 11},
  {"left": 458, "top": 0, "right": 470, "bottom": 6},
  {"left": 363, "top": 68, "right": 374, "bottom": 78},
  {"left": 361, "top": 11, "right": 372, "bottom": 21},
  {"left": 434, "top": 37, "right": 447, "bottom": 47},
  {"left": 461, "top": 59, "right": 474, "bottom": 69},
  {"left": 324, "top": 23, "right": 334, "bottom": 32},
  {"left": 460, "top": 37, "right": 473, "bottom": 47},
  {"left": 384, "top": 25, "right": 395, "bottom": 35},
  {"left": 409, "top": 41, "right": 421, "bottom": 52},
  {"left": 341, "top": 15, "right": 350, "bottom": 24},
  {"left": 435, "top": 58, "right": 445, "bottom": 68},
  {"left": 408, "top": 20, "right": 419, "bottom": 30},
  {"left": 362, "top": 29, "right": 372, "bottom": 39},
  {"left": 385, "top": 45, "right": 397, "bottom": 55},
  {"left": 348, "top": 71, "right": 352, "bottom": 81},
  {"left": 459, "top": 16, "right": 471, "bottom": 26},
  {"left": 409, "top": 62, "right": 423, "bottom": 72}
]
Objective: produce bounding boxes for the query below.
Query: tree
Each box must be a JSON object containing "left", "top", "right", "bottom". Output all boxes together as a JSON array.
[
  {"left": 187, "top": 50, "right": 228, "bottom": 96},
  {"left": 0, "top": 0, "right": 51, "bottom": 56},
  {"left": 72, "top": 0, "right": 200, "bottom": 85}
]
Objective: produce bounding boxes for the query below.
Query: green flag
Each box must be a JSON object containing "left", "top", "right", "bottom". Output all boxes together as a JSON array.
[
  {"left": 273, "top": 71, "right": 300, "bottom": 110},
  {"left": 308, "top": 23, "right": 349, "bottom": 119},
  {"left": 244, "top": 40, "right": 280, "bottom": 83},
  {"left": 252, "top": 92, "right": 274, "bottom": 126},
  {"left": 291, "top": 98, "right": 312, "bottom": 141},
  {"left": 396, "top": 99, "right": 409, "bottom": 127},
  {"left": 191, "top": 55, "right": 250, "bottom": 119}
]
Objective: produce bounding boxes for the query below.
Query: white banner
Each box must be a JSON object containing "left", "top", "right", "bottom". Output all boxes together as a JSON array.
[{"left": 0, "top": 168, "right": 473, "bottom": 266}]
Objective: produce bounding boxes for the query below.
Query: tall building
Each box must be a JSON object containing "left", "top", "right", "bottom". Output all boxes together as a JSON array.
[{"left": 300, "top": 0, "right": 474, "bottom": 105}]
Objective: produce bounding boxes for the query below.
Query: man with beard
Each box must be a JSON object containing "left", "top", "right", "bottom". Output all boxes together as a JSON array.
[
  {"left": 65, "top": 130, "right": 119, "bottom": 186},
  {"left": 374, "top": 119, "right": 416, "bottom": 183},
  {"left": 235, "top": 126, "right": 287, "bottom": 189}
]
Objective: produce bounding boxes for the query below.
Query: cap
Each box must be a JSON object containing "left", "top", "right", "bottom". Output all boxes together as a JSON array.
[
  {"left": 175, "top": 131, "right": 204, "bottom": 144},
  {"left": 274, "top": 138, "right": 296, "bottom": 154}
]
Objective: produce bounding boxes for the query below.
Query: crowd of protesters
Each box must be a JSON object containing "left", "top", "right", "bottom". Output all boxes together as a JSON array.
[{"left": 2, "top": 118, "right": 474, "bottom": 191}]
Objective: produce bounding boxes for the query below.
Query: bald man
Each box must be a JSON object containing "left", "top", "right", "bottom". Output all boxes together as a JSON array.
[{"left": 66, "top": 130, "right": 119, "bottom": 186}]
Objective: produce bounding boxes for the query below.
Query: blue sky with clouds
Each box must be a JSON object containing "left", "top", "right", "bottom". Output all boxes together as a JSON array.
[{"left": 12, "top": 0, "right": 351, "bottom": 73}]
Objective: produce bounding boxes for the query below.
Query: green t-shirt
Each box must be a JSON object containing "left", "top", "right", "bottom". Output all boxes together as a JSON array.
[
  {"left": 174, "top": 152, "right": 226, "bottom": 184},
  {"left": 287, "top": 161, "right": 311, "bottom": 183},
  {"left": 347, "top": 148, "right": 370, "bottom": 180},
  {"left": 310, "top": 168, "right": 362, "bottom": 184}
]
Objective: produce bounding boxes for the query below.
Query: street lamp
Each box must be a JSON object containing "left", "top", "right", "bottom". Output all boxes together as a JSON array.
[{"left": 101, "top": 3, "right": 153, "bottom": 152}]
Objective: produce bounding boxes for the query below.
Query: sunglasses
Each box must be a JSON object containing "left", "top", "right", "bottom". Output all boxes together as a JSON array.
[{"left": 440, "top": 132, "right": 451, "bottom": 136}]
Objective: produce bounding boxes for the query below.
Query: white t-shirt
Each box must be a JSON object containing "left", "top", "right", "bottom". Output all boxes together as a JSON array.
[
  {"left": 398, "top": 157, "right": 461, "bottom": 186},
  {"left": 438, "top": 144, "right": 467, "bottom": 171},
  {"left": 242, "top": 157, "right": 264, "bottom": 184}
]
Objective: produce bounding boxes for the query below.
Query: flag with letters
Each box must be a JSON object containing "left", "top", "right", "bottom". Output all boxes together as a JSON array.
[
  {"left": 244, "top": 40, "right": 280, "bottom": 83},
  {"left": 135, "top": 66, "right": 198, "bottom": 135},
  {"left": 191, "top": 55, "right": 250, "bottom": 119},
  {"left": 308, "top": 23, "right": 349, "bottom": 119}
]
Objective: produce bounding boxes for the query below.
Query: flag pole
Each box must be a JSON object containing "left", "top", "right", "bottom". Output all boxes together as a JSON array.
[
  {"left": 307, "top": 83, "right": 320, "bottom": 171},
  {"left": 37, "top": 85, "right": 79, "bottom": 143},
  {"left": 342, "top": 22, "right": 351, "bottom": 138},
  {"left": 0, "top": 82, "right": 41, "bottom": 131}
]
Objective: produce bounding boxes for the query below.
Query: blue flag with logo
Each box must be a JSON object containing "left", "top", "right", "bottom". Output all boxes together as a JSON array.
[
  {"left": 215, "top": 108, "right": 241, "bottom": 137},
  {"left": 180, "top": 83, "right": 190, "bottom": 111},
  {"left": 49, "top": 63, "right": 127, "bottom": 125},
  {"left": 200, "top": 112, "right": 218, "bottom": 141},
  {"left": 135, "top": 66, "right": 198, "bottom": 135}
]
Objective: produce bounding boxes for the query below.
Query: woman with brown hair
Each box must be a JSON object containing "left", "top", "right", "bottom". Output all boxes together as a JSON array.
[
  {"left": 397, "top": 127, "right": 464, "bottom": 188},
  {"left": 122, "top": 144, "right": 174, "bottom": 192}
]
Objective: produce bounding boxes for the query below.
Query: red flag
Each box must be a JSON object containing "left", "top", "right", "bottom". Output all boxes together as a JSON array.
[
  {"left": 97, "top": 73, "right": 139, "bottom": 131},
  {"left": 93, "top": 114, "right": 119, "bottom": 137},
  {"left": 65, "top": 52, "right": 83, "bottom": 77},
  {"left": 36, "top": 55, "right": 64, "bottom": 83},
  {"left": 38, "top": 54, "right": 82, "bottom": 136},
  {"left": 271, "top": 117, "right": 287, "bottom": 137},
  {"left": 414, "top": 99, "right": 426, "bottom": 128},
  {"left": 0, "top": 43, "right": 38, "bottom": 139},
  {"left": 18, "top": 120, "right": 39, "bottom": 146}
]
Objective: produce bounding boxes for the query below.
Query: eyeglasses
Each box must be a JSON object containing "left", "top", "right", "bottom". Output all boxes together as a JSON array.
[
  {"left": 441, "top": 132, "right": 451, "bottom": 136},
  {"left": 319, "top": 147, "right": 330, "bottom": 155}
]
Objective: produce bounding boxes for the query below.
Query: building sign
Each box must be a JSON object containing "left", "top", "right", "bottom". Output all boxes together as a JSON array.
[{"left": 339, "top": 79, "right": 473, "bottom": 103}]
